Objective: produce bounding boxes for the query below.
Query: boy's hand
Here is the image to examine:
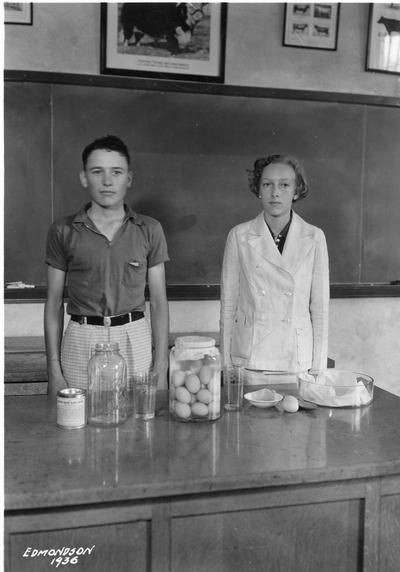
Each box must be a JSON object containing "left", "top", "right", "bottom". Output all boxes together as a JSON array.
[
  {"left": 153, "top": 358, "right": 168, "bottom": 390},
  {"left": 47, "top": 361, "right": 68, "bottom": 400}
]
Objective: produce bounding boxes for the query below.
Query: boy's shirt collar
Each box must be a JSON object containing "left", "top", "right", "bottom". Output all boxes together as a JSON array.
[{"left": 72, "top": 203, "right": 145, "bottom": 226}]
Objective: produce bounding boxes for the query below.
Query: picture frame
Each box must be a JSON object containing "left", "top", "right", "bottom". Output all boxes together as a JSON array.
[
  {"left": 366, "top": 3, "right": 400, "bottom": 75},
  {"left": 283, "top": 3, "right": 340, "bottom": 51},
  {"left": 4, "top": 2, "right": 33, "bottom": 25},
  {"left": 100, "top": 3, "right": 227, "bottom": 83}
]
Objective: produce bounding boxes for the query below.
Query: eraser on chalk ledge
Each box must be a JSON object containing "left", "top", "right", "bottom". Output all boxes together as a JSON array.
[{"left": 6, "top": 281, "right": 35, "bottom": 289}]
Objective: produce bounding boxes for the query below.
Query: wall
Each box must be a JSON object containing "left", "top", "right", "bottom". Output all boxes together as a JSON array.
[
  {"left": 4, "top": 3, "right": 400, "bottom": 396},
  {"left": 4, "top": 3, "right": 400, "bottom": 96},
  {"left": 5, "top": 299, "right": 400, "bottom": 396}
]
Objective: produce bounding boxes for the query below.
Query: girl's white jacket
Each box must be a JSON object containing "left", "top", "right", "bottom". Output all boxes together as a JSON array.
[{"left": 220, "top": 211, "right": 329, "bottom": 372}]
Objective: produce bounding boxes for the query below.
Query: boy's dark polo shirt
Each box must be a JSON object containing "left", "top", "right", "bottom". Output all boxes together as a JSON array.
[{"left": 46, "top": 204, "right": 169, "bottom": 317}]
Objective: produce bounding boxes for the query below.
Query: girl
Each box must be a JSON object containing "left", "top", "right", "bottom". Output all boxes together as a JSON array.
[{"left": 220, "top": 154, "right": 329, "bottom": 377}]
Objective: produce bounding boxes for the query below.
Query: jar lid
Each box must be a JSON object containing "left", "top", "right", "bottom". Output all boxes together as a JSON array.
[
  {"left": 94, "top": 342, "right": 119, "bottom": 351},
  {"left": 174, "top": 336, "right": 216, "bottom": 349}
]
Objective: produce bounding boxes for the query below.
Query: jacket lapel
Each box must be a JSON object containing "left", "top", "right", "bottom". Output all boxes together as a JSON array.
[
  {"left": 247, "top": 212, "right": 285, "bottom": 270},
  {"left": 282, "top": 212, "right": 314, "bottom": 275},
  {"left": 247, "top": 212, "right": 314, "bottom": 276}
]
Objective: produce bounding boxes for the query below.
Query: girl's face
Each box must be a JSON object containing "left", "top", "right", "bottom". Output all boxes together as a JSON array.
[{"left": 259, "top": 162, "right": 298, "bottom": 220}]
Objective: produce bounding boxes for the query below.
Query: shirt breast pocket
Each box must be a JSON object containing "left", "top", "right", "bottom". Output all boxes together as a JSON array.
[{"left": 122, "top": 259, "right": 147, "bottom": 287}]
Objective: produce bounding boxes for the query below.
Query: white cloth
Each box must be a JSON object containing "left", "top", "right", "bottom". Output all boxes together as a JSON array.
[
  {"left": 220, "top": 211, "right": 329, "bottom": 372},
  {"left": 61, "top": 317, "right": 152, "bottom": 389},
  {"left": 298, "top": 371, "right": 372, "bottom": 407}
]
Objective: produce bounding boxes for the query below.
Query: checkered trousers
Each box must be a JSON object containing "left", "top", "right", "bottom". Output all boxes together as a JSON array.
[{"left": 61, "top": 317, "right": 152, "bottom": 390}]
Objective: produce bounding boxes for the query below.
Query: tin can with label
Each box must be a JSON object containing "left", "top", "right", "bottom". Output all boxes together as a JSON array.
[{"left": 57, "top": 388, "right": 86, "bottom": 429}]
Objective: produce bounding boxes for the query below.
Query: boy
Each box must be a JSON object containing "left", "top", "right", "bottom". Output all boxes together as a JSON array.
[{"left": 45, "top": 135, "right": 169, "bottom": 398}]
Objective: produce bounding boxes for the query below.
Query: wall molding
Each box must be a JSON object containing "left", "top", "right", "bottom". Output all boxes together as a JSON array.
[{"left": 4, "top": 70, "right": 400, "bottom": 108}]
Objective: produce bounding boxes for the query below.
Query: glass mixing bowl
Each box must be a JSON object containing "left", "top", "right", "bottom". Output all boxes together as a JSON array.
[{"left": 298, "top": 370, "right": 374, "bottom": 408}]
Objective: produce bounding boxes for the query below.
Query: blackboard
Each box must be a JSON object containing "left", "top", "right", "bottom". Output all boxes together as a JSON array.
[{"left": 4, "top": 75, "right": 400, "bottom": 293}]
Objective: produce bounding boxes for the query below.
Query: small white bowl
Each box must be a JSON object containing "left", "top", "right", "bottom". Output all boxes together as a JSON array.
[{"left": 244, "top": 388, "right": 283, "bottom": 409}]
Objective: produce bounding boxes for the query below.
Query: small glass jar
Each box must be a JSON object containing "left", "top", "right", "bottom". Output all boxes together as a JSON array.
[
  {"left": 87, "top": 342, "right": 128, "bottom": 427},
  {"left": 169, "top": 336, "right": 221, "bottom": 422}
]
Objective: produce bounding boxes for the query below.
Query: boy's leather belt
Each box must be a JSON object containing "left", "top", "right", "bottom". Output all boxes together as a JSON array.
[{"left": 71, "top": 311, "right": 144, "bottom": 327}]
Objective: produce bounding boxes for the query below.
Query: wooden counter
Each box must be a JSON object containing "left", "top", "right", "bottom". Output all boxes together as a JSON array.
[{"left": 5, "top": 388, "right": 400, "bottom": 572}]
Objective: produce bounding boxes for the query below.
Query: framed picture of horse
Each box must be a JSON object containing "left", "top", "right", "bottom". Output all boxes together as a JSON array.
[
  {"left": 366, "top": 3, "right": 400, "bottom": 75},
  {"left": 283, "top": 3, "right": 340, "bottom": 51},
  {"left": 100, "top": 3, "right": 227, "bottom": 83}
]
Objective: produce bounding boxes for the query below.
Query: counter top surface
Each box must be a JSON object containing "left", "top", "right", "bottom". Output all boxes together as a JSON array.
[{"left": 5, "top": 387, "right": 400, "bottom": 511}]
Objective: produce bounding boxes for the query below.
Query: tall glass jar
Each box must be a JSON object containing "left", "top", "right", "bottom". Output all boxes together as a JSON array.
[
  {"left": 87, "top": 342, "right": 128, "bottom": 427},
  {"left": 169, "top": 336, "right": 221, "bottom": 422}
]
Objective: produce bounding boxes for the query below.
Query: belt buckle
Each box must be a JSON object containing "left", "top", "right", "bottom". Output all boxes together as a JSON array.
[{"left": 103, "top": 316, "right": 112, "bottom": 327}]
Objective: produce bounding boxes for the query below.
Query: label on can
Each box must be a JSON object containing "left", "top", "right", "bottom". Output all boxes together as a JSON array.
[{"left": 57, "top": 388, "right": 86, "bottom": 429}]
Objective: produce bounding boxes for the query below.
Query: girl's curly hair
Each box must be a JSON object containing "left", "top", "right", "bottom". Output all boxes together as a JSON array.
[{"left": 247, "top": 154, "right": 309, "bottom": 202}]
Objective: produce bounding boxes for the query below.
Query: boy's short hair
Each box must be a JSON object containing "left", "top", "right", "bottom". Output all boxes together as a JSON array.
[
  {"left": 248, "top": 154, "right": 309, "bottom": 202},
  {"left": 82, "top": 135, "right": 131, "bottom": 169}
]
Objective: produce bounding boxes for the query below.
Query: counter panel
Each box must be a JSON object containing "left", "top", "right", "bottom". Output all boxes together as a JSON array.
[{"left": 5, "top": 388, "right": 400, "bottom": 571}]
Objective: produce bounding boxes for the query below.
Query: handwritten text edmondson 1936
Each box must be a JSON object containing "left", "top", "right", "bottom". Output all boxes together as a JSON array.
[{"left": 22, "top": 545, "right": 96, "bottom": 567}]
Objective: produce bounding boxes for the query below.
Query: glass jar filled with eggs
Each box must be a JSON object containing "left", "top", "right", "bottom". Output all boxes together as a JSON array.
[{"left": 169, "top": 336, "right": 221, "bottom": 422}]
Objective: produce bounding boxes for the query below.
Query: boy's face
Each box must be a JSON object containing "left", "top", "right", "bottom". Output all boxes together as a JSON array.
[{"left": 80, "top": 149, "right": 132, "bottom": 210}]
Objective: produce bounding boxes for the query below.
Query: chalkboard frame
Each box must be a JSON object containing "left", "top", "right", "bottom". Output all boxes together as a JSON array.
[
  {"left": 4, "top": 70, "right": 400, "bottom": 301},
  {"left": 5, "top": 70, "right": 400, "bottom": 108},
  {"left": 4, "top": 283, "right": 400, "bottom": 303}
]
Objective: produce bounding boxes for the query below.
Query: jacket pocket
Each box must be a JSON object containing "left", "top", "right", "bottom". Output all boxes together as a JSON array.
[
  {"left": 231, "top": 314, "right": 253, "bottom": 361},
  {"left": 296, "top": 325, "right": 313, "bottom": 365}
]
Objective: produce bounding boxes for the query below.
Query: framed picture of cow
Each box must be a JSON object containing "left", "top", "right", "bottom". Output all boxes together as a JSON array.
[
  {"left": 366, "top": 3, "right": 400, "bottom": 75},
  {"left": 4, "top": 2, "right": 33, "bottom": 25},
  {"left": 100, "top": 3, "right": 227, "bottom": 83},
  {"left": 283, "top": 3, "right": 340, "bottom": 50}
]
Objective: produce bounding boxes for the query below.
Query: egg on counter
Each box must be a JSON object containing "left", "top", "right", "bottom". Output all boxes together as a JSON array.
[{"left": 282, "top": 395, "right": 299, "bottom": 413}]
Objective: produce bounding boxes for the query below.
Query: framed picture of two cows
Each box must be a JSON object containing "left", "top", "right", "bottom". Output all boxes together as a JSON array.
[{"left": 101, "top": 3, "right": 227, "bottom": 83}]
